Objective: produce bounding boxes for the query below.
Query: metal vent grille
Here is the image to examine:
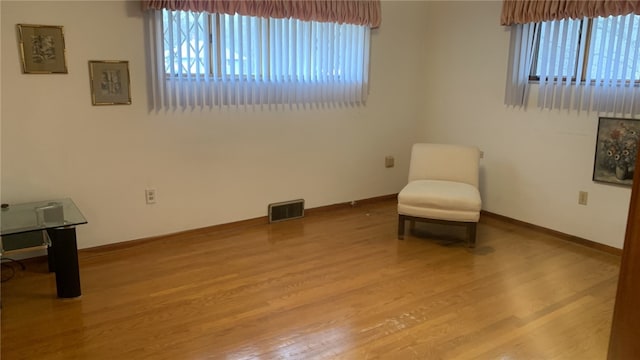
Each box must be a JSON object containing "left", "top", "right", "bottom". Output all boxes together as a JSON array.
[{"left": 268, "top": 199, "right": 304, "bottom": 223}]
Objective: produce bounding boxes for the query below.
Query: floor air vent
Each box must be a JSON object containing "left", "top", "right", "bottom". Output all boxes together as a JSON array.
[{"left": 268, "top": 199, "right": 304, "bottom": 223}]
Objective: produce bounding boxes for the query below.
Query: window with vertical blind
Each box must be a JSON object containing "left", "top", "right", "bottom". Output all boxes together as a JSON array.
[
  {"left": 150, "top": 9, "right": 371, "bottom": 109},
  {"left": 505, "top": 14, "right": 640, "bottom": 117},
  {"left": 530, "top": 15, "right": 640, "bottom": 82}
]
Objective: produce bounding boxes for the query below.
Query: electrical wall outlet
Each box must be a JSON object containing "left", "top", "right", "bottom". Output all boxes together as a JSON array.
[
  {"left": 385, "top": 156, "right": 394, "bottom": 168},
  {"left": 578, "top": 191, "right": 588, "bottom": 205},
  {"left": 145, "top": 189, "right": 157, "bottom": 204}
]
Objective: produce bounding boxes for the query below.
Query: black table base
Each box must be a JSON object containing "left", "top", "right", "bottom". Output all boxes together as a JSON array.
[{"left": 47, "top": 227, "right": 81, "bottom": 298}]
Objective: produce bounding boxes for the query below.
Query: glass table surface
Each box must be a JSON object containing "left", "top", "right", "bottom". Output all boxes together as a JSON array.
[{"left": 0, "top": 198, "right": 87, "bottom": 236}]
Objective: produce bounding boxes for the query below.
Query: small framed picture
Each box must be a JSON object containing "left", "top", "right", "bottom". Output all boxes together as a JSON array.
[
  {"left": 593, "top": 117, "right": 640, "bottom": 186},
  {"left": 17, "top": 24, "right": 68, "bottom": 74},
  {"left": 88, "top": 60, "right": 131, "bottom": 105}
]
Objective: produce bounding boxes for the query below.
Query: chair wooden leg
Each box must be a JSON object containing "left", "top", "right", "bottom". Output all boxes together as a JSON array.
[
  {"left": 398, "top": 215, "right": 406, "bottom": 240},
  {"left": 467, "top": 222, "right": 477, "bottom": 248}
]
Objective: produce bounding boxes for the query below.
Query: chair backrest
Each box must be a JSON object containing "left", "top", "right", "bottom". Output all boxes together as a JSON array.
[{"left": 408, "top": 143, "right": 480, "bottom": 188}]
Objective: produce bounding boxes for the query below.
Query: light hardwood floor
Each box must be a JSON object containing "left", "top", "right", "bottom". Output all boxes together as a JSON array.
[{"left": 1, "top": 199, "right": 620, "bottom": 359}]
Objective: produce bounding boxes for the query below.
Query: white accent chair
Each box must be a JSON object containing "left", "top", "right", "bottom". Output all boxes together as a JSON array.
[{"left": 397, "top": 143, "right": 482, "bottom": 247}]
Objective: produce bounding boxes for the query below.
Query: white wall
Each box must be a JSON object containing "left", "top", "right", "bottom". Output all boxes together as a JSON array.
[
  {"left": 2, "top": 1, "right": 631, "bottom": 251},
  {"left": 1, "top": 1, "right": 428, "bottom": 249},
  {"left": 421, "top": 1, "right": 632, "bottom": 248}
]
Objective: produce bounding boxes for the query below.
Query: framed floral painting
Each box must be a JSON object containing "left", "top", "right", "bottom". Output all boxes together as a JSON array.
[{"left": 593, "top": 117, "right": 640, "bottom": 186}]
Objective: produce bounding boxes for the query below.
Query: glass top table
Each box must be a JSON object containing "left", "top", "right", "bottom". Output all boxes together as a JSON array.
[
  {"left": 1, "top": 198, "right": 87, "bottom": 298},
  {"left": 1, "top": 198, "right": 87, "bottom": 236}
]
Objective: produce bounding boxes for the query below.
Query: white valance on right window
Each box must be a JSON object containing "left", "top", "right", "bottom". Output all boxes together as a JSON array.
[{"left": 505, "top": 14, "right": 640, "bottom": 117}]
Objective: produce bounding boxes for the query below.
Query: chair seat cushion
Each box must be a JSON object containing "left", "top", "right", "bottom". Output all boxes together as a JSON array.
[{"left": 398, "top": 180, "right": 481, "bottom": 222}]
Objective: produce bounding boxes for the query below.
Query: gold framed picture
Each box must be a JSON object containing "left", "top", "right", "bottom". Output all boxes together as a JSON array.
[
  {"left": 593, "top": 117, "right": 639, "bottom": 186},
  {"left": 17, "top": 24, "right": 68, "bottom": 74},
  {"left": 88, "top": 60, "right": 132, "bottom": 105}
]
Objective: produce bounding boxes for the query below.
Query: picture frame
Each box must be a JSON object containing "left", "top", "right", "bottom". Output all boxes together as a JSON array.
[
  {"left": 17, "top": 24, "right": 68, "bottom": 74},
  {"left": 88, "top": 60, "right": 132, "bottom": 105},
  {"left": 593, "top": 117, "right": 640, "bottom": 186}
]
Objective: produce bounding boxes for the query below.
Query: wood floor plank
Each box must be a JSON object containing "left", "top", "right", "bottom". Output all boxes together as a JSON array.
[{"left": 1, "top": 199, "right": 620, "bottom": 359}]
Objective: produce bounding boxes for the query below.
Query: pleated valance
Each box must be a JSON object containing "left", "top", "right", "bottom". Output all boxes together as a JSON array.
[
  {"left": 141, "top": 0, "right": 381, "bottom": 28},
  {"left": 501, "top": 0, "right": 640, "bottom": 25}
]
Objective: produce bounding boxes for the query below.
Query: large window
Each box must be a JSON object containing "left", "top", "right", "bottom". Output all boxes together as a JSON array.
[{"left": 154, "top": 9, "right": 371, "bottom": 108}]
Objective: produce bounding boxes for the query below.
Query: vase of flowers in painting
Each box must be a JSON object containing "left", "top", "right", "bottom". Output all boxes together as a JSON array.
[{"left": 616, "top": 164, "right": 630, "bottom": 180}]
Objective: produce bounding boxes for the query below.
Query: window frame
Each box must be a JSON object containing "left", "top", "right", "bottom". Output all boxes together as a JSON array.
[
  {"left": 162, "top": 10, "right": 361, "bottom": 82},
  {"left": 528, "top": 16, "right": 640, "bottom": 85}
]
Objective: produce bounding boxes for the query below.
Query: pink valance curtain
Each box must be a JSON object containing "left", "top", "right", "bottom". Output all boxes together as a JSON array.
[
  {"left": 501, "top": 0, "right": 640, "bottom": 25},
  {"left": 141, "top": 0, "right": 382, "bottom": 28}
]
